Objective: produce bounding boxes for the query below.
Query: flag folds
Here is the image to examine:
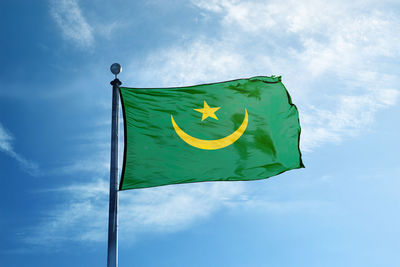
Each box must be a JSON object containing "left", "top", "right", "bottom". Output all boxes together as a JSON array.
[{"left": 119, "top": 76, "right": 303, "bottom": 190}]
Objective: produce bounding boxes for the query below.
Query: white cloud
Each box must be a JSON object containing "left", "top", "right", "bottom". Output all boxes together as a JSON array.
[
  {"left": 50, "top": 0, "right": 94, "bottom": 47},
  {"left": 26, "top": 179, "right": 244, "bottom": 245},
  {"left": 193, "top": 0, "right": 344, "bottom": 34},
  {"left": 58, "top": 159, "right": 109, "bottom": 175},
  {"left": 0, "top": 123, "right": 39, "bottom": 176},
  {"left": 130, "top": 0, "right": 400, "bottom": 151},
  {"left": 0, "top": 123, "right": 13, "bottom": 152},
  {"left": 300, "top": 89, "right": 399, "bottom": 150},
  {"left": 119, "top": 181, "right": 243, "bottom": 233},
  {"left": 128, "top": 40, "right": 249, "bottom": 87},
  {"left": 25, "top": 180, "right": 108, "bottom": 245}
]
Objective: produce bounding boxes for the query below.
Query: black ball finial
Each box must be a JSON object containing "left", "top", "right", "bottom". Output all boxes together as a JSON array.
[{"left": 110, "top": 63, "right": 122, "bottom": 76}]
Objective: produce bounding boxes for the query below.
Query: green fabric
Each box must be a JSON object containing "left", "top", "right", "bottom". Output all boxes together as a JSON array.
[{"left": 119, "top": 76, "right": 303, "bottom": 190}]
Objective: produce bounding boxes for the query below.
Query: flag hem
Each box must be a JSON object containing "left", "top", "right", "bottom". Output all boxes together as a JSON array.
[
  {"left": 280, "top": 81, "right": 305, "bottom": 169},
  {"left": 119, "top": 87, "right": 128, "bottom": 191},
  {"left": 120, "top": 165, "right": 303, "bottom": 190},
  {"left": 120, "top": 76, "right": 281, "bottom": 90}
]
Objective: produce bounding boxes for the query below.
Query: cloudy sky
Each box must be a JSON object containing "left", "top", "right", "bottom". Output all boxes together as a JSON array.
[{"left": 1, "top": 0, "right": 400, "bottom": 266}]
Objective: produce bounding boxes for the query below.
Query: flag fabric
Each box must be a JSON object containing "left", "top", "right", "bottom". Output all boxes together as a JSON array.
[{"left": 119, "top": 76, "right": 303, "bottom": 190}]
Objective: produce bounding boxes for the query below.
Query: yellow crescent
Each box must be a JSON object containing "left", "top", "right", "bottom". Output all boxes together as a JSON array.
[{"left": 171, "top": 109, "right": 248, "bottom": 150}]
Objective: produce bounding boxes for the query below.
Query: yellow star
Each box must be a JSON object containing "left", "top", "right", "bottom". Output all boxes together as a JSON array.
[{"left": 194, "top": 101, "right": 221, "bottom": 121}]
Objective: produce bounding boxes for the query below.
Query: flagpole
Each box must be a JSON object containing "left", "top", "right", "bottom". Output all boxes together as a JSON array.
[{"left": 108, "top": 63, "right": 122, "bottom": 267}]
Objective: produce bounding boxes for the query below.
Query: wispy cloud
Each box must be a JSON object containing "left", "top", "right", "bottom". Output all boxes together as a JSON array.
[
  {"left": 25, "top": 179, "right": 108, "bottom": 246},
  {"left": 128, "top": 0, "right": 400, "bottom": 151},
  {"left": 301, "top": 89, "right": 399, "bottom": 150},
  {"left": 0, "top": 122, "right": 39, "bottom": 176},
  {"left": 25, "top": 179, "right": 244, "bottom": 246},
  {"left": 130, "top": 40, "right": 248, "bottom": 87},
  {"left": 50, "top": 0, "right": 94, "bottom": 47},
  {"left": 0, "top": 123, "right": 13, "bottom": 152}
]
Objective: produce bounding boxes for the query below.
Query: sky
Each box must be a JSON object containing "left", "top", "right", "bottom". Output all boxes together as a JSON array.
[{"left": 1, "top": 0, "right": 400, "bottom": 266}]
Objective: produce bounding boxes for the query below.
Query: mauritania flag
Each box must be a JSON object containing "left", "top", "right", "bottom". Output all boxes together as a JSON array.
[{"left": 119, "top": 76, "right": 303, "bottom": 190}]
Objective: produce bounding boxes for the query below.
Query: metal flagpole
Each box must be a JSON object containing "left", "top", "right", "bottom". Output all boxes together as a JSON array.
[{"left": 108, "top": 63, "right": 122, "bottom": 267}]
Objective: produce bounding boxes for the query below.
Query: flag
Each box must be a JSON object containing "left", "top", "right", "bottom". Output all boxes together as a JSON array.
[{"left": 119, "top": 76, "right": 303, "bottom": 190}]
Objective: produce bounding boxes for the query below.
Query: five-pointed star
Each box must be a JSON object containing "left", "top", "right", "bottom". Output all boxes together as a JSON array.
[{"left": 194, "top": 101, "right": 221, "bottom": 121}]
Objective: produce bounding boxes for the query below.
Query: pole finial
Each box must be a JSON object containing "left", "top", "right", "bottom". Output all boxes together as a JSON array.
[{"left": 110, "top": 63, "right": 122, "bottom": 78}]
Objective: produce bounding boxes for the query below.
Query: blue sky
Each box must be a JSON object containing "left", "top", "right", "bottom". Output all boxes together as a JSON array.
[{"left": 1, "top": 0, "right": 400, "bottom": 266}]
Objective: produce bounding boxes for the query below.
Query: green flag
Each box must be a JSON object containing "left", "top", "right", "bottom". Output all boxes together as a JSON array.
[{"left": 119, "top": 76, "right": 303, "bottom": 190}]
